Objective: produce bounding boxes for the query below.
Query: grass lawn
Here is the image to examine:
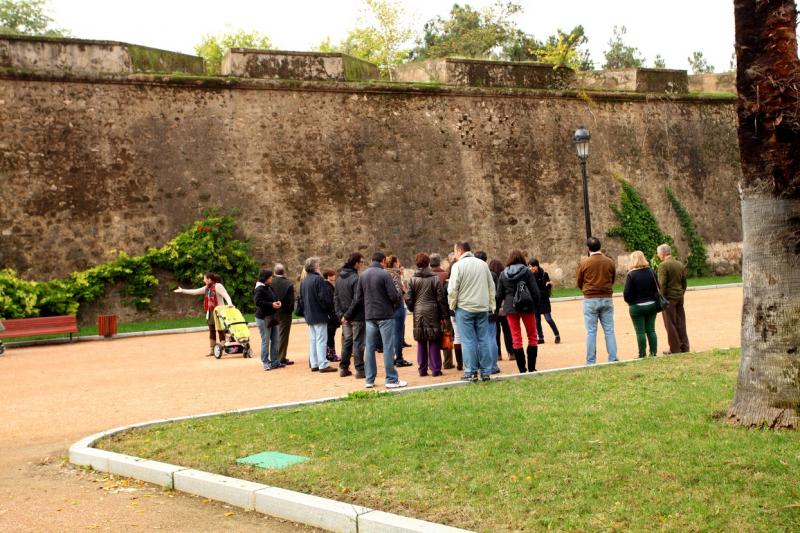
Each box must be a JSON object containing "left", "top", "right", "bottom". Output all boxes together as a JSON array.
[
  {"left": 550, "top": 274, "right": 742, "bottom": 299},
  {"left": 99, "top": 348, "right": 799, "bottom": 532}
]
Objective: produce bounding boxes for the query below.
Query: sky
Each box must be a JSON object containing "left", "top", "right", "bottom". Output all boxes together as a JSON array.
[{"left": 48, "top": 0, "right": 736, "bottom": 72}]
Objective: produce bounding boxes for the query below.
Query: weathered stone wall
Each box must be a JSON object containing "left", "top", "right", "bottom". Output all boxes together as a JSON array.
[
  {"left": 579, "top": 68, "right": 688, "bottom": 94},
  {"left": 0, "top": 35, "right": 204, "bottom": 75},
  {"left": 221, "top": 49, "right": 379, "bottom": 81},
  {"left": 688, "top": 72, "right": 736, "bottom": 94},
  {"left": 0, "top": 73, "right": 741, "bottom": 298},
  {"left": 396, "top": 58, "right": 575, "bottom": 89}
]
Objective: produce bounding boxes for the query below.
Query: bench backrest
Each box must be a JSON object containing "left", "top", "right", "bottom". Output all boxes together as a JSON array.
[{"left": 0, "top": 315, "right": 79, "bottom": 338}]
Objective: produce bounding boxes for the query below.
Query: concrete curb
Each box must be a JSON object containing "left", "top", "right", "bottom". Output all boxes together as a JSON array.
[{"left": 66, "top": 352, "right": 716, "bottom": 532}]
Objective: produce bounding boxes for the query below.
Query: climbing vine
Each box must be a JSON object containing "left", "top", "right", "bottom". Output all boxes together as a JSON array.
[
  {"left": 665, "top": 187, "right": 709, "bottom": 277},
  {"left": 607, "top": 176, "right": 675, "bottom": 265},
  {"left": 0, "top": 213, "right": 257, "bottom": 318}
]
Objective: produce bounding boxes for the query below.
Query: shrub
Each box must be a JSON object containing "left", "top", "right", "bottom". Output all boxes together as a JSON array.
[
  {"left": 665, "top": 187, "right": 709, "bottom": 277},
  {"left": 0, "top": 213, "right": 258, "bottom": 318},
  {"left": 607, "top": 176, "right": 675, "bottom": 266}
]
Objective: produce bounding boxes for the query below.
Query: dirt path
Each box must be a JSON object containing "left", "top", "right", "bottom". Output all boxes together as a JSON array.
[{"left": 0, "top": 287, "right": 742, "bottom": 531}]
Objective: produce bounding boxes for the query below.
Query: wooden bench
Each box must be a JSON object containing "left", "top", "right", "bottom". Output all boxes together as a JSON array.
[{"left": 0, "top": 315, "right": 79, "bottom": 342}]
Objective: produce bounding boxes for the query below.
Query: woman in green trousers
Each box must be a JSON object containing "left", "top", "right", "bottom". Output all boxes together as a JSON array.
[{"left": 622, "top": 251, "right": 660, "bottom": 358}]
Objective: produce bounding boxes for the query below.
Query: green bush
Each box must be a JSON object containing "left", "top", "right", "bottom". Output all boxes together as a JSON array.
[
  {"left": 665, "top": 187, "right": 709, "bottom": 278},
  {"left": 607, "top": 176, "right": 675, "bottom": 266},
  {"left": 0, "top": 213, "right": 258, "bottom": 319}
]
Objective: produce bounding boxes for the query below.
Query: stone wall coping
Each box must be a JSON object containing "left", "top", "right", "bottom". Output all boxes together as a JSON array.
[
  {"left": 0, "top": 67, "right": 738, "bottom": 103},
  {"left": 228, "top": 48, "right": 353, "bottom": 60},
  {"left": 0, "top": 34, "right": 196, "bottom": 58}
]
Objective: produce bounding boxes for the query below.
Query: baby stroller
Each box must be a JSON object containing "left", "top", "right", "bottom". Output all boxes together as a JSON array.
[
  {"left": 0, "top": 319, "right": 5, "bottom": 356},
  {"left": 212, "top": 305, "right": 252, "bottom": 359}
]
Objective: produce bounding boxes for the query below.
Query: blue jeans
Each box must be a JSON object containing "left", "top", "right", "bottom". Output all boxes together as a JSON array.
[
  {"left": 365, "top": 319, "right": 399, "bottom": 385},
  {"left": 455, "top": 309, "right": 493, "bottom": 376},
  {"left": 488, "top": 319, "right": 499, "bottom": 372},
  {"left": 583, "top": 298, "right": 618, "bottom": 364},
  {"left": 392, "top": 305, "right": 406, "bottom": 361},
  {"left": 307, "top": 323, "right": 329, "bottom": 369},
  {"left": 256, "top": 317, "right": 280, "bottom": 369}
]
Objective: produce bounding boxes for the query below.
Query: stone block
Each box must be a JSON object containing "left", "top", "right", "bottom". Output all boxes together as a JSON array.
[
  {"left": 689, "top": 72, "right": 736, "bottom": 94},
  {"left": 358, "top": 510, "right": 473, "bottom": 533},
  {"left": 68, "top": 445, "right": 114, "bottom": 471},
  {"left": 395, "top": 58, "right": 575, "bottom": 90},
  {"left": 254, "top": 486, "right": 369, "bottom": 533},
  {"left": 107, "top": 454, "right": 185, "bottom": 488},
  {"left": 221, "top": 49, "right": 378, "bottom": 81},
  {"left": 173, "top": 469, "right": 268, "bottom": 510}
]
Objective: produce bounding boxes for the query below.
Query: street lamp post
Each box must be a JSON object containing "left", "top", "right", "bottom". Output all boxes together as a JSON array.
[{"left": 573, "top": 126, "right": 592, "bottom": 239}]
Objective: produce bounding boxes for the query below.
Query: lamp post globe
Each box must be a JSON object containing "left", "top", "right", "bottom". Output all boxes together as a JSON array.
[{"left": 573, "top": 126, "right": 592, "bottom": 239}]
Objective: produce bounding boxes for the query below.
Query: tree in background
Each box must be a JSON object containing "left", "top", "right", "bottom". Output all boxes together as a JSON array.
[
  {"left": 653, "top": 54, "right": 666, "bottom": 68},
  {"left": 531, "top": 25, "right": 593, "bottom": 70},
  {"left": 411, "top": 1, "right": 521, "bottom": 60},
  {"left": 314, "top": 0, "right": 412, "bottom": 80},
  {"left": 687, "top": 51, "right": 715, "bottom": 74},
  {"left": 602, "top": 25, "right": 644, "bottom": 69},
  {"left": 195, "top": 28, "right": 273, "bottom": 75},
  {"left": 0, "top": 0, "right": 66, "bottom": 36},
  {"left": 727, "top": 0, "right": 800, "bottom": 429}
]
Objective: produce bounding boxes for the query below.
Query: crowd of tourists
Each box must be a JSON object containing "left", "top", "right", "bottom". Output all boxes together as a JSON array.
[{"left": 176, "top": 238, "right": 691, "bottom": 389}]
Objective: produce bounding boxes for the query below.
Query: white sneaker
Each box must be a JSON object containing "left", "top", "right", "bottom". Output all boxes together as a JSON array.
[
  {"left": 385, "top": 380, "right": 407, "bottom": 389},
  {"left": 365, "top": 382, "right": 375, "bottom": 389}
]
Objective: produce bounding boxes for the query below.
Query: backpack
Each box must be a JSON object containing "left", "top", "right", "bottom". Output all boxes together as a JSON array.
[{"left": 512, "top": 280, "right": 535, "bottom": 312}]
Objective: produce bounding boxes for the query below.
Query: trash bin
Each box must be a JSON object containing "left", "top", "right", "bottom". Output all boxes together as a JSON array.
[{"left": 97, "top": 315, "right": 117, "bottom": 338}]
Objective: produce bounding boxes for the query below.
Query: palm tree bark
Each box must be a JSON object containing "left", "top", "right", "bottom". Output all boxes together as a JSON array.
[{"left": 727, "top": 0, "right": 800, "bottom": 428}]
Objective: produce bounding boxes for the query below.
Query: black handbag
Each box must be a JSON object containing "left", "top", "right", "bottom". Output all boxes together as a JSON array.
[{"left": 651, "top": 270, "right": 669, "bottom": 312}]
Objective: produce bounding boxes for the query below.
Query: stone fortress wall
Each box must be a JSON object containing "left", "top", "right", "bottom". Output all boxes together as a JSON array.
[{"left": 0, "top": 35, "right": 741, "bottom": 318}]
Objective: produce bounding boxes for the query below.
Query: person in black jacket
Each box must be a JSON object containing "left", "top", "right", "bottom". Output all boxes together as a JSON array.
[
  {"left": 496, "top": 250, "right": 541, "bottom": 373},
  {"left": 528, "top": 258, "right": 561, "bottom": 344},
  {"left": 623, "top": 250, "right": 660, "bottom": 358},
  {"left": 344, "top": 251, "right": 407, "bottom": 389},
  {"left": 335, "top": 252, "right": 366, "bottom": 378},
  {"left": 254, "top": 269, "right": 283, "bottom": 370},
  {"left": 270, "top": 263, "right": 296, "bottom": 366},
  {"left": 299, "top": 257, "right": 337, "bottom": 373},
  {"left": 322, "top": 268, "right": 341, "bottom": 363}
]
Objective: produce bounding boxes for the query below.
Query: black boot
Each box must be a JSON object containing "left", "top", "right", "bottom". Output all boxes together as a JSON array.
[
  {"left": 455, "top": 344, "right": 463, "bottom": 371},
  {"left": 526, "top": 345, "right": 538, "bottom": 372},
  {"left": 514, "top": 348, "right": 527, "bottom": 373}
]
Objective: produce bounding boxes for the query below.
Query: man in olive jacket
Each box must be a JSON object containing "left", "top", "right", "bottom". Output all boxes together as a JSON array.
[
  {"left": 576, "top": 237, "right": 618, "bottom": 365},
  {"left": 657, "top": 244, "right": 690, "bottom": 353}
]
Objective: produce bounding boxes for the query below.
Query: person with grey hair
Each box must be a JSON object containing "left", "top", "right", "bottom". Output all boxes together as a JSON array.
[
  {"left": 299, "top": 257, "right": 336, "bottom": 373},
  {"left": 271, "top": 263, "right": 295, "bottom": 365},
  {"left": 657, "top": 244, "right": 690, "bottom": 354}
]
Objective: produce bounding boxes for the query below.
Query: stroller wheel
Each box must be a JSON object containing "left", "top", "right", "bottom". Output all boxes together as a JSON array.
[
  {"left": 0, "top": 342, "right": 5, "bottom": 356},
  {"left": 213, "top": 343, "right": 223, "bottom": 359},
  {"left": 243, "top": 344, "right": 252, "bottom": 358}
]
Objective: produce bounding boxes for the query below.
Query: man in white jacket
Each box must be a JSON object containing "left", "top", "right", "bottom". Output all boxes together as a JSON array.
[{"left": 447, "top": 242, "right": 496, "bottom": 381}]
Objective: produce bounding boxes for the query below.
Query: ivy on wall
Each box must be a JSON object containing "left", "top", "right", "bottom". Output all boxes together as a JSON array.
[
  {"left": 665, "top": 187, "right": 709, "bottom": 278},
  {"left": 607, "top": 176, "right": 675, "bottom": 266},
  {"left": 0, "top": 213, "right": 258, "bottom": 319}
]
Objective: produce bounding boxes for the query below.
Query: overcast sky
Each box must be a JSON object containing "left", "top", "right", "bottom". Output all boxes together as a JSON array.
[{"left": 48, "top": 0, "right": 736, "bottom": 72}]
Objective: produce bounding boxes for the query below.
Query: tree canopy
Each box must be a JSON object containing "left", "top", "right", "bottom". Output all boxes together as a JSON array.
[
  {"left": 194, "top": 28, "right": 273, "bottom": 75},
  {"left": 687, "top": 51, "right": 715, "bottom": 73},
  {"left": 0, "top": 0, "right": 66, "bottom": 36},
  {"left": 602, "top": 25, "right": 644, "bottom": 69}
]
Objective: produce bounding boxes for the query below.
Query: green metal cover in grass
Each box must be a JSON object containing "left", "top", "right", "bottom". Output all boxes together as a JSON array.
[{"left": 236, "top": 451, "right": 308, "bottom": 469}]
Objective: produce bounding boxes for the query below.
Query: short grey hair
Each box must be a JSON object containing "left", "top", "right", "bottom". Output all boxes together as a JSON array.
[
  {"left": 303, "top": 256, "right": 320, "bottom": 273},
  {"left": 429, "top": 253, "right": 442, "bottom": 267},
  {"left": 273, "top": 263, "right": 285, "bottom": 276},
  {"left": 657, "top": 244, "right": 672, "bottom": 256}
]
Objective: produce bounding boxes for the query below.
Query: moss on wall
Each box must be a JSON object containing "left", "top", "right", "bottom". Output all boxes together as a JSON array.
[{"left": 127, "top": 45, "right": 204, "bottom": 74}]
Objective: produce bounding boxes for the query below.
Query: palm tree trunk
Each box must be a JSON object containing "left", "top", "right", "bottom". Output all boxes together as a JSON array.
[{"left": 727, "top": 0, "right": 800, "bottom": 428}]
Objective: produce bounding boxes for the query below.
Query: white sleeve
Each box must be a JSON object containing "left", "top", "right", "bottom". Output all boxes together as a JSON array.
[
  {"left": 216, "top": 283, "right": 233, "bottom": 305},
  {"left": 181, "top": 286, "right": 206, "bottom": 296}
]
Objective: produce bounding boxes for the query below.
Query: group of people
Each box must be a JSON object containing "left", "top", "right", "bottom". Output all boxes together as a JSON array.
[
  {"left": 175, "top": 237, "right": 692, "bottom": 388},
  {"left": 578, "top": 238, "right": 691, "bottom": 363}
]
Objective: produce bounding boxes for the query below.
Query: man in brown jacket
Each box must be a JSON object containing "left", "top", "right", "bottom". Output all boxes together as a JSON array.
[
  {"left": 576, "top": 237, "right": 618, "bottom": 365},
  {"left": 657, "top": 244, "right": 690, "bottom": 353}
]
